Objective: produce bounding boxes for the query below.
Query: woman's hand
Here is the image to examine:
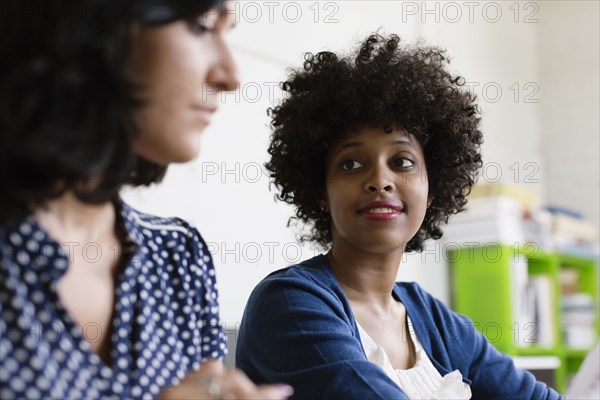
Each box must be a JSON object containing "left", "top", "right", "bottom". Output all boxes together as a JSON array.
[{"left": 158, "top": 360, "right": 294, "bottom": 400}]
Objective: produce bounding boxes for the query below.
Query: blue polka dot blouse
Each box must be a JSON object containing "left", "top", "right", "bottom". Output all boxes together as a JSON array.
[{"left": 0, "top": 201, "right": 227, "bottom": 399}]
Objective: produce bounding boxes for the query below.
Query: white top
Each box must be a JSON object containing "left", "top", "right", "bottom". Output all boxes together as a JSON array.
[{"left": 357, "top": 316, "right": 472, "bottom": 399}]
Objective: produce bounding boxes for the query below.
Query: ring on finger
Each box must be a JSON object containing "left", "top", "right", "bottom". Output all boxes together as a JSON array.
[{"left": 198, "top": 376, "right": 223, "bottom": 398}]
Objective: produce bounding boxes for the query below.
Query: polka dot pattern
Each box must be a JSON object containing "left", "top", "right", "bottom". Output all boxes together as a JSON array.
[{"left": 0, "top": 201, "right": 227, "bottom": 398}]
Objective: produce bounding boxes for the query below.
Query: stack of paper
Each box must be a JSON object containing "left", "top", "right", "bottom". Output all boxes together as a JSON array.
[{"left": 445, "top": 196, "right": 549, "bottom": 248}]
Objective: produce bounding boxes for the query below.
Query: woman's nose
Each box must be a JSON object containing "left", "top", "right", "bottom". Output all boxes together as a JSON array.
[
  {"left": 207, "top": 36, "right": 239, "bottom": 92},
  {"left": 364, "top": 165, "right": 394, "bottom": 193}
]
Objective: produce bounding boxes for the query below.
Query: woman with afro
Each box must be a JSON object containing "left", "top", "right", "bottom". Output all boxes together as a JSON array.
[{"left": 236, "top": 33, "right": 562, "bottom": 399}]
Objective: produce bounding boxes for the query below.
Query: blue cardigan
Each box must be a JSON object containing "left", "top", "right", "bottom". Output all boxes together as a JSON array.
[{"left": 236, "top": 255, "right": 563, "bottom": 399}]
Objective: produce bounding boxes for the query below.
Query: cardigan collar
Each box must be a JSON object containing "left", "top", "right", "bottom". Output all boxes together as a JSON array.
[{"left": 302, "top": 254, "right": 471, "bottom": 384}]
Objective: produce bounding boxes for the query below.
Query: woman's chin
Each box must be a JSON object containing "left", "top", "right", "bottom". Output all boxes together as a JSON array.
[{"left": 136, "top": 145, "right": 201, "bottom": 165}]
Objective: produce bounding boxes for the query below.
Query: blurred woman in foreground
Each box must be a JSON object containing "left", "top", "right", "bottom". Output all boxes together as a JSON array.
[{"left": 0, "top": 1, "right": 292, "bottom": 399}]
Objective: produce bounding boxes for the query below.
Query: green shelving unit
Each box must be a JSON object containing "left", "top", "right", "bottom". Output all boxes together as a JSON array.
[
  {"left": 558, "top": 254, "right": 599, "bottom": 385},
  {"left": 449, "top": 243, "right": 599, "bottom": 394}
]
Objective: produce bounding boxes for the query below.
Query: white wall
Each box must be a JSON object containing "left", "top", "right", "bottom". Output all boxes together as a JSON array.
[
  {"left": 538, "top": 1, "right": 600, "bottom": 228},
  {"left": 122, "top": 1, "right": 599, "bottom": 327}
]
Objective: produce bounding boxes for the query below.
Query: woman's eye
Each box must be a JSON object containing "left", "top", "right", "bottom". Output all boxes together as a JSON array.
[
  {"left": 341, "top": 160, "right": 363, "bottom": 170},
  {"left": 188, "top": 20, "right": 215, "bottom": 34},
  {"left": 392, "top": 158, "right": 414, "bottom": 168}
]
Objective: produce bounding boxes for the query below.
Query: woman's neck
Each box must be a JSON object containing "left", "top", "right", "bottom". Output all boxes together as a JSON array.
[
  {"left": 34, "top": 191, "right": 117, "bottom": 245},
  {"left": 327, "top": 243, "right": 404, "bottom": 312}
]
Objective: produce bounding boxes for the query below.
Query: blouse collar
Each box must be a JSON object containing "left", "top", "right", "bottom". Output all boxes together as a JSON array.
[{"left": 4, "top": 197, "right": 141, "bottom": 284}]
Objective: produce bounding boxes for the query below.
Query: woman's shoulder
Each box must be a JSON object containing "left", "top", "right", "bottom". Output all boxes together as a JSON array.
[
  {"left": 121, "top": 201, "right": 199, "bottom": 235},
  {"left": 120, "top": 201, "right": 208, "bottom": 248},
  {"left": 259, "top": 254, "right": 338, "bottom": 289},
  {"left": 247, "top": 254, "right": 349, "bottom": 310},
  {"left": 240, "top": 255, "right": 357, "bottom": 345},
  {"left": 119, "top": 201, "right": 214, "bottom": 277}
]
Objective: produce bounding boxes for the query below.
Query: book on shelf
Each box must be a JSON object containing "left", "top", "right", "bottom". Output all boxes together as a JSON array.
[
  {"left": 543, "top": 205, "right": 583, "bottom": 219},
  {"left": 445, "top": 215, "right": 525, "bottom": 246},
  {"left": 529, "top": 275, "right": 556, "bottom": 348},
  {"left": 445, "top": 196, "right": 550, "bottom": 249},
  {"left": 561, "top": 293, "right": 597, "bottom": 349},
  {"left": 458, "top": 196, "right": 524, "bottom": 221},
  {"left": 552, "top": 216, "right": 597, "bottom": 241},
  {"left": 449, "top": 193, "right": 599, "bottom": 254},
  {"left": 543, "top": 205, "right": 599, "bottom": 255},
  {"left": 512, "top": 253, "right": 532, "bottom": 348},
  {"left": 469, "top": 182, "right": 540, "bottom": 211},
  {"left": 509, "top": 256, "right": 556, "bottom": 348},
  {"left": 558, "top": 267, "right": 597, "bottom": 349},
  {"left": 554, "top": 244, "right": 600, "bottom": 259}
]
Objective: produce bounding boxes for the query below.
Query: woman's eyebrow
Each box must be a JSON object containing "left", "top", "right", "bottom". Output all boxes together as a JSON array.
[
  {"left": 335, "top": 139, "right": 414, "bottom": 153},
  {"left": 391, "top": 139, "right": 414, "bottom": 148},
  {"left": 215, "top": 4, "right": 237, "bottom": 29},
  {"left": 331, "top": 141, "right": 363, "bottom": 156},
  {"left": 339, "top": 142, "right": 363, "bottom": 149}
]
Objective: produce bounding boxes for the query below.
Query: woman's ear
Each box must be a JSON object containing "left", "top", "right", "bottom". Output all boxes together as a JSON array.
[{"left": 427, "top": 196, "right": 433, "bottom": 208}]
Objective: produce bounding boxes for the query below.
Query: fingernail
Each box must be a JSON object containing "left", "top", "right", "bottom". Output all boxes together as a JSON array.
[{"left": 275, "top": 384, "right": 294, "bottom": 396}]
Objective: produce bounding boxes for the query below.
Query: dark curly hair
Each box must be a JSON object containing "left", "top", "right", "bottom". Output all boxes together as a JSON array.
[
  {"left": 0, "top": 0, "right": 222, "bottom": 224},
  {"left": 266, "top": 33, "right": 483, "bottom": 252}
]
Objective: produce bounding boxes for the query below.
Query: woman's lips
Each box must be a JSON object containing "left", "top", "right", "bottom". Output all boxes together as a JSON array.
[
  {"left": 190, "top": 106, "right": 217, "bottom": 125},
  {"left": 357, "top": 201, "right": 404, "bottom": 221}
]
